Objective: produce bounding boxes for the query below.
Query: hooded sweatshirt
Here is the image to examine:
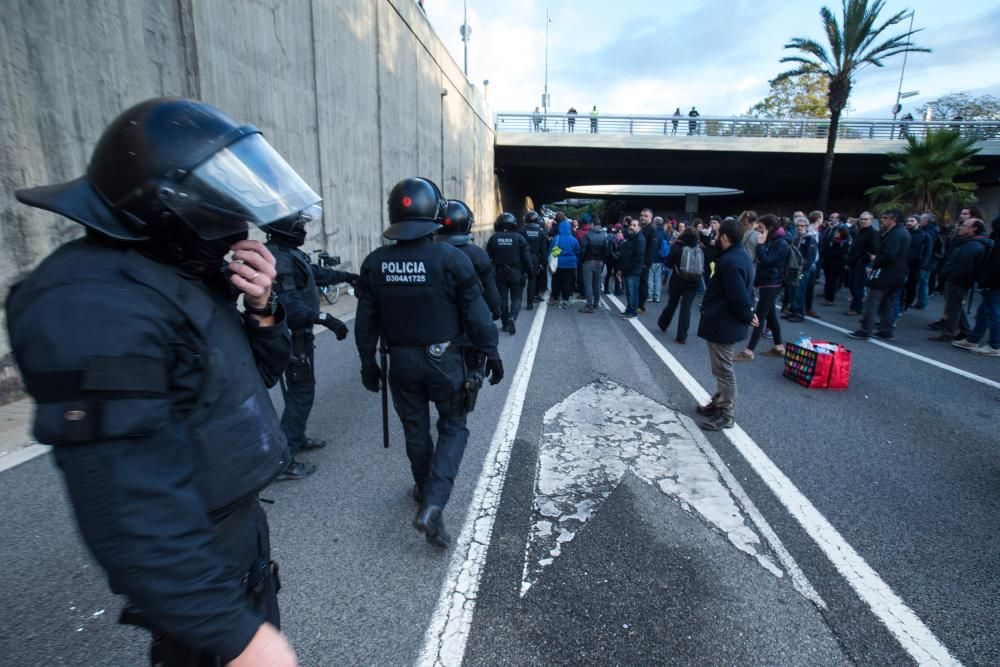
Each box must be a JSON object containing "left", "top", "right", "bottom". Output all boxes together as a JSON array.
[{"left": 549, "top": 220, "right": 581, "bottom": 269}]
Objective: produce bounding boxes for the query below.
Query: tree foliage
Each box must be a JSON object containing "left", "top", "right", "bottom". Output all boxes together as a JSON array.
[
  {"left": 777, "top": 0, "right": 929, "bottom": 209},
  {"left": 915, "top": 92, "right": 1000, "bottom": 121},
  {"left": 865, "top": 130, "right": 982, "bottom": 218},
  {"left": 746, "top": 71, "right": 830, "bottom": 119}
]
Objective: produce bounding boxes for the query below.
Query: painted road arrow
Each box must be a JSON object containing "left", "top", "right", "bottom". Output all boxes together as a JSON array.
[{"left": 522, "top": 378, "right": 814, "bottom": 600}]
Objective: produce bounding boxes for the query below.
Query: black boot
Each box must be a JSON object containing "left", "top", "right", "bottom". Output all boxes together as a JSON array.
[
  {"left": 301, "top": 437, "right": 327, "bottom": 451},
  {"left": 695, "top": 393, "right": 720, "bottom": 416},
  {"left": 413, "top": 483, "right": 424, "bottom": 504},
  {"left": 413, "top": 505, "right": 451, "bottom": 548}
]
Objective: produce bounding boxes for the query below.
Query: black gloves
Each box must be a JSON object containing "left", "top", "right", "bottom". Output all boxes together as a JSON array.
[
  {"left": 361, "top": 362, "right": 382, "bottom": 393},
  {"left": 316, "top": 312, "right": 349, "bottom": 340},
  {"left": 344, "top": 272, "right": 361, "bottom": 287},
  {"left": 485, "top": 357, "right": 504, "bottom": 385}
]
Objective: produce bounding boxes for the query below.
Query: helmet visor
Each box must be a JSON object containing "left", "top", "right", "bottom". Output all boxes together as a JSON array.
[{"left": 164, "top": 134, "right": 320, "bottom": 240}]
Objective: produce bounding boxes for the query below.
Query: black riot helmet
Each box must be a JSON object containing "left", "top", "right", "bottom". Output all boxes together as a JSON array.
[
  {"left": 385, "top": 177, "right": 446, "bottom": 241},
  {"left": 494, "top": 212, "right": 517, "bottom": 232},
  {"left": 263, "top": 204, "right": 322, "bottom": 247},
  {"left": 438, "top": 199, "right": 475, "bottom": 235},
  {"left": 15, "top": 97, "right": 320, "bottom": 244},
  {"left": 523, "top": 211, "right": 541, "bottom": 226}
]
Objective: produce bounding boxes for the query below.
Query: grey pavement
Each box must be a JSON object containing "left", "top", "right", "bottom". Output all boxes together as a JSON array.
[{"left": 2, "top": 285, "right": 999, "bottom": 666}]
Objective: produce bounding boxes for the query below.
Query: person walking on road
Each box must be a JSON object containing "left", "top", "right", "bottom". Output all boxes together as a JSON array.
[
  {"left": 6, "top": 97, "right": 308, "bottom": 666},
  {"left": 549, "top": 216, "right": 582, "bottom": 307},
  {"left": 265, "top": 206, "right": 359, "bottom": 481},
  {"left": 657, "top": 227, "right": 702, "bottom": 343},
  {"left": 519, "top": 210, "right": 548, "bottom": 306},
  {"left": 579, "top": 216, "right": 610, "bottom": 313},
  {"left": 736, "top": 214, "right": 788, "bottom": 361},
  {"left": 695, "top": 218, "right": 758, "bottom": 431},
  {"left": 355, "top": 177, "right": 504, "bottom": 549},
  {"left": 435, "top": 199, "right": 502, "bottom": 322},
  {"left": 487, "top": 212, "right": 533, "bottom": 335}
]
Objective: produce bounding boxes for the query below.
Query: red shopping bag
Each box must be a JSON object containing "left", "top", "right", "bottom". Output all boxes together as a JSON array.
[{"left": 783, "top": 342, "right": 851, "bottom": 389}]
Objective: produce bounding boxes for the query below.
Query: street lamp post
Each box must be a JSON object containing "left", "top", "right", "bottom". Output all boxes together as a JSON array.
[
  {"left": 460, "top": 0, "right": 471, "bottom": 77},
  {"left": 892, "top": 10, "right": 916, "bottom": 121},
  {"left": 542, "top": 7, "right": 550, "bottom": 131}
]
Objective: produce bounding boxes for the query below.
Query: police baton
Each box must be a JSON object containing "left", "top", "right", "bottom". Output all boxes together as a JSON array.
[{"left": 379, "top": 339, "right": 389, "bottom": 448}]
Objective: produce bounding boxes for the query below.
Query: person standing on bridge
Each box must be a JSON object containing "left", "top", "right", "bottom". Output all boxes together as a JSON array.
[
  {"left": 355, "top": 177, "right": 504, "bottom": 549},
  {"left": 590, "top": 105, "right": 599, "bottom": 133},
  {"left": 6, "top": 98, "right": 307, "bottom": 666},
  {"left": 567, "top": 106, "right": 577, "bottom": 132},
  {"left": 532, "top": 106, "right": 542, "bottom": 132},
  {"left": 487, "top": 212, "right": 533, "bottom": 334},
  {"left": 264, "top": 206, "right": 359, "bottom": 481},
  {"left": 688, "top": 106, "right": 700, "bottom": 135},
  {"left": 672, "top": 107, "right": 681, "bottom": 134},
  {"left": 696, "top": 218, "right": 757, "bottom": 431}
]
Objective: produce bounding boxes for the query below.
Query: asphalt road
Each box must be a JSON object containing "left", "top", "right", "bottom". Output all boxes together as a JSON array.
[{"left": 1, "top": 286, "right": 997, "bottom": 666}]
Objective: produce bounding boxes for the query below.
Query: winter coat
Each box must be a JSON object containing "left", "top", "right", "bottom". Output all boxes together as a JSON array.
[
  {"left": 942, "top": 235, "right": 994, "bottom": 289},
  {"left": 581, "top": 226, "right": 610, "bottom": 262},
  {"left": 867, "top": 224, "right": 911, "bottom": 289},
  {"left": 617, "top": 230, "right": 646, "bottom": 276},
  {"left": 978, "top": 237, "right": 1000, "bottom": 289},
  {"left": 697, "top": 245, "right": 756, "bottom": 344},
  {"left": 848, "top": 226, "right": 879, "bottom": 267},
  {"left": 641, "top": 222, "right": 660, "bottom": 266},
  {"left": 753, "top": 231, "right": 789, "bottom": 288},
  {"left": 549, "top": 220, "right": 581, "bottom": 270},
  {"left": 823, "top": 232, "right": 851, "bottom": 268},
  {"left": 667, "top": 234, "right": 702, "bottom": 284},
  {"left": 797, "top": 232, "right": 819, "bottom": 270},
  {"left": 906, "top": 227, "right": 932, "bottom": 270}
]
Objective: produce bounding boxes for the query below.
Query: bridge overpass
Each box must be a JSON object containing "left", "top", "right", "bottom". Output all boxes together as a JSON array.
[{"left": 494, "top": 112, "right": 1000, "bottom": 216}]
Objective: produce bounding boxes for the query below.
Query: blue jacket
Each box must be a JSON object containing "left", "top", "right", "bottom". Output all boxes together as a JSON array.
[
  {"left": 942, "top": 235, "right": 994, "bottom": 289},
  {"left": 549, "top": 220, "right": 581, "bottom": 269},
  {"left": 753, "top": 231, "right": 788, "bottom": 288},
  {"left": 698, "top": 245, "right": 756, "bottom": 344}
]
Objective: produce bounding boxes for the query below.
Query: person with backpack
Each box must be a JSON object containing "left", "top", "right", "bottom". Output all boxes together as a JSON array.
[
  {"left": 952, "top": 218, "right": 1000, "bottom": 356},
  {"left": 579, "top": 219, "right": 610, "bottom": 313},
  {"left": 657, "top": 227, "right": 702, "bottom": 343},
  {"left": 735, "top": 214, "right": 788, "bottom": 361},
  {"left": 649, "top": 216, "right": 669, "bottom": 303},
  {"left": 784, "top": 218, "right": 817, "bottom": 323}
]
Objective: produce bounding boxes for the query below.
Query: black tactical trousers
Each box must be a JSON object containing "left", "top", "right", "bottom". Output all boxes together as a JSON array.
[
  {"left": 388, "top": 345, "right": 469, "bottom": 509},
  {"left": 280, "top": 341, "right": 315, "bottom": 455},
  {"left": 525, "top": 255, "right": 538, "bottom": 306},
  {"left": 495, "top": 269, "right": 525, "bottom": 326},
  {"left": 147, "top": 503, "right": 279, "bottom": 666}
]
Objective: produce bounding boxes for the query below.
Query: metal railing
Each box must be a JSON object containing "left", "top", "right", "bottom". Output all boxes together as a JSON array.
[{"left": 496, "top": 112, "right": 1000, "bottom": 142}]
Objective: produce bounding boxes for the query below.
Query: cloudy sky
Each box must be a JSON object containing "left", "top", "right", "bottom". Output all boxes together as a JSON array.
[{"left": 423, "top": 0, "right": 1000, "bottom": 118}]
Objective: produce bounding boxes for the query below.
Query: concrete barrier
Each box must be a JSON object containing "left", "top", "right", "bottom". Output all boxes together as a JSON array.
[{"left": 0, "top": 0, "right": 498, "bottom": 401}]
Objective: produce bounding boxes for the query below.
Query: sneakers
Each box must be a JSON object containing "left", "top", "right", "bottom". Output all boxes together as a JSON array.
[
  {"left": 761, "top": 346, "right": 786, "bottom": 357},
  {"left": 787, "top": 314, "right": 805, "bottom": 323},
  {"left": 972, "top": 345, "right": 1000, "bottom": 356},
  {"left": 844, "top": 310, "right": 861, "bottom": 316},
  {"left": 699, "top": 413, "right": 734, "bottom": 431},
  {"left": 579, "top": 306, "right": 595, "bottom": 314},
  {"left": 873, "top": 330, "right": 894, "bottom": 340},
  {"left": 277, "top": 459, "right": 317, "bottom": 481},
  {"left": 637, "top": 307, "right": 646, "bottom": 314},
  {"left": 847, "top": 329, "right": 871, "bottom": 340},
  {"left": 952, "top": 339, "right": 979, "bottom": 350},
  {"left": 928, "top": 333, "right": 954, "bottom": 342},
  {"left": 734, "top": 350, "right": 754, "bottom": 361},
  {"left": 762, "top": 328, "right": 773, "bottom": 340},
  {"left": 618, "top": 312, "right": 636, "bottom": 319}
]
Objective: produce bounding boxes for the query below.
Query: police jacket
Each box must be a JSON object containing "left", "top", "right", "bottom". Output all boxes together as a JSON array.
[
  {"left": 520, "top": 223, "right": 547, "bottom": 260},
  {"left": 868, "top": 224, "right": 911, "bottom": 289},
  {"left": 848, "top": 226, "right": 879, "bottom": 267},
  {"left": 355, "top": 237, "right": 499, "bottom": 361},
  {"left": 697, "top": 245, "right": 755, "bottom": 344},
  {"left": 268, "top": 242, "right": 354, "bottom": 333},
  {"left": 486, "top": 231, "right": 533, "bottom": 277},
  {"left": 5, "top": 238, "right": 291, "bottom": 661},
  {"left": 436, "top": 234, "right": 502, "bottom": 318}
]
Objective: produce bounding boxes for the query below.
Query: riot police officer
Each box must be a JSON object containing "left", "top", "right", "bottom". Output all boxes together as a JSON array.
[
  {"left": 487, "top": 212, "right": 533, "bottom": 335},
  {"left": 264, "top": 206, "right": 359, "bottom": 480},
  {"left": 434, "top": 199, "right": 502, "bottom": 320},
  {"left": 5, "top": 98, "right": 305, "bottom": 666},
  {"left": 355, "top": 177, "right": 503, "bottom": 548},
  {"left": 520, "top": 210, "right": 548, "bottom": 305}
]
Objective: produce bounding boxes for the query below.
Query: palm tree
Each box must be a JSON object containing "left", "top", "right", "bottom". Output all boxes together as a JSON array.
[
  {"left": 865, "top": 129, "right": 983, "bottom": 218},
  {"left": 777, "top": 0, "right": 929, "bottom": 210}
]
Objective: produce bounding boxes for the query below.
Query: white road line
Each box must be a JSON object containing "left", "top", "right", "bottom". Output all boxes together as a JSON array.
[
  {"left": 607, "top": 294, "right": 962, "bottom": 666},
  {"left": 803, "top": 316, "right": 1000, "bottom": 391},
  {"left": 604, "top": 297, "right": 825, "bottom": 609},
  {"left": 0, "top": 444, "right": 51, "bottom": 474},
  {"left": 418, "top": 302, "right": 548, "bottom": 667}
]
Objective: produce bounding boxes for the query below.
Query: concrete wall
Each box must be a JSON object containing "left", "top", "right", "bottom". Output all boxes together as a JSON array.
[{"left": 0, "top": 0, "right": 498, "bottom": 401}]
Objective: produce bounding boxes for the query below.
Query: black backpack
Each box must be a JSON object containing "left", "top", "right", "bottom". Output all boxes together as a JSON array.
[{"left": 783, "top": 242, "right": 805, "bottom": 287}]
